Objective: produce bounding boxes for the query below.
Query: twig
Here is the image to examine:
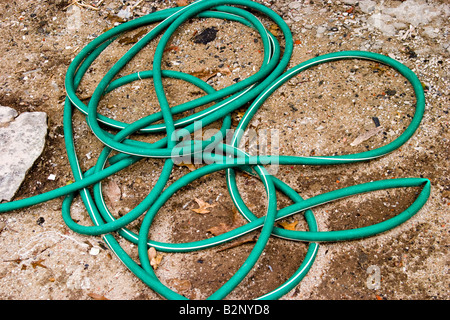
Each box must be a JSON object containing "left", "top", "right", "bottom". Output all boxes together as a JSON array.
[
  {"left": 77, "top": 1, "right": 101, "bottom": 11},
  {"left": 131, "top": 0, "right": 144, "bottom": 9},
  {"left": 65, "top": 0, "right": 101, "bottom": 11},
  {"left": 216, "top": 235, "right": 257, "bottom": 252}
]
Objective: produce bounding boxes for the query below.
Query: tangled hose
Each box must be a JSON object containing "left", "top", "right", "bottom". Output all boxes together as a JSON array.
[{"left": 0, "top": 0, "right": 430, "bottom": 300}]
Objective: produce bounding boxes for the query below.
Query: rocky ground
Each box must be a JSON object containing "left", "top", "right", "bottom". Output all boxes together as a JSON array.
[{"left": 0, "top": 0, "right": 448, "bottom": 300}]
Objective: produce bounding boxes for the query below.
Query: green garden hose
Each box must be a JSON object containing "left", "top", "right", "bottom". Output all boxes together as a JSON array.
[{"left": 0, "top": 0, "right": 430, "bottom": 300}]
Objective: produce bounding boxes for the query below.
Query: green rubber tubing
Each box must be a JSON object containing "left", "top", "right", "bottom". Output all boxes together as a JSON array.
[{"left": 0, "top": 0, "right": 430, "bottom": 300}]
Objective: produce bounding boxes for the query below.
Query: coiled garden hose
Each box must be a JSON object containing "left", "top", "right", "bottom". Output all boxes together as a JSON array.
[{"left": 0, "top": 0, "right": 430, "bottom": 300}]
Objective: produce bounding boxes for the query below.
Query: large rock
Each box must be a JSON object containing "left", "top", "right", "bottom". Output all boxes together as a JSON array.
[{"left": 0, "top": 106, "right": 48, "bottom": 202}]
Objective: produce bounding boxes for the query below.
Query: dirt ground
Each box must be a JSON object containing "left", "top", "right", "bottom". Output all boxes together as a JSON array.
[{"left": 0, "top": 0, "right": 448, "bottom": 300}]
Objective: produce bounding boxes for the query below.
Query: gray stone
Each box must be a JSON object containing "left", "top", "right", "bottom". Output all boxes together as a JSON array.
[
  {"left": 288, "top": 2, "right": 302, "bottom": 10},
  {"left": 0, "top": 107, "right": 18, "bottom": 124},
  {"left": 0, "top": 107, "right": 47, "bottom": 202},
  {"left": 392, "top": 22, "right": 409, "bottom": 31},
  {"left": 423, "top": 26, "right": 439, "bottom": 39},
  {"left": 117, "top": 7, "right": 132, "bottom": 20},
  {"left": 316, "top": 25, "right": 328, "bottom": 37},
  {"left": 359, "top": 0, "right": 376, "bottom": 14}
]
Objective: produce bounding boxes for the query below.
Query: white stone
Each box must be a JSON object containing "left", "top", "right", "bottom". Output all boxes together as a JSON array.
[
  {"left": 359, "top": 0, "right": 376, "bottom": 14},
  {"left": 423, "top": 26, "right": 439, "bottom": 39},
  {"left": 89, "top": 247, "right": 100, "bottom": 256},
  {"left": 0, "top": 107, "right": 18, "bottom": 124},
  {"left": 0, "top": 107, "right": 47, "bottom": 202},
  {"left": 288, "top": 2, "right": 302, "bottom": 10},
  {"left": 117, "top": 7, "right": 133, "bottom": 20},
  {"left": 316, "top": 25, "right": 328, "bottom": 37},
  {"left": 383, "top": 0, "right": 444, "bottom": 27}
]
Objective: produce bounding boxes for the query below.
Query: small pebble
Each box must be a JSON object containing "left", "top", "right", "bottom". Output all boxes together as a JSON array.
[{"left": 90, "top": 247, "right": 100, "bottom": 256}]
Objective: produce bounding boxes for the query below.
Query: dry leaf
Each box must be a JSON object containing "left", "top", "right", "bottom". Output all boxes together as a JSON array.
[
  {"left": 207, "top": 222, "right": 233, "bottom": 236},
  {"left": 207, "top": 206, "right": 244, "bottom": 236},
  {"left": 279, "top": 220, "right": 299, "bottom": 231},
  {"left": 151, "top": 255, "right": 163, "bottom": 269},
  {"left": 148, "top": 246, "right": 156, "bottom": 260},
  {"left": 148, "top": 247, "right": 163, "bottom": 269},
  {"left": 118, "top": 29, "right": 147, "bottom": 45},
  {"left": 164, "top": 45, "right": 180, "bottom": 52},
  {"left": 369, "top": 63, "right": 389, "bottom": 74},
  {"left": 175, "top": 162, "right": 196, "bottom": 171},
  {"left": 176, "top": 0, "right": 189, "bottom": 6},
  {"left": 168, "top": 278, "right": 192, "bottom": 292},
  {"left": 350, "top": 126, "right": 384, "bottom": 146},
  {"left": 106, "top": 13, "right": 126, "bottom": 24},
  {"left": 31, "top": 259, "right": 47, "bottom": 269},
  {"left": 190, "top": 66, "right": 231, "bottom": 82},
  {"left": 269, "top": 24, "right": 279, "bottom": 37},
  {"left": 216, "top": 235, "right": 257, "bottom": 252},
  {"left": 190, "top": 69, "right": 218, "bottom": 82},
  {"left": 218, "top": 66, "right": 232, "bottom": 75},
  {"left": 191, "top": 198, "right": 216, "bottom": 214},
  {"left": 88, "top": 292, "right": 109, "bottom": 300},
  {"left": 104, "top": 179, "right": 122, "bottom": 205},
  {"left": 236, "top": 110, "right": 246, "bottom": 119}
]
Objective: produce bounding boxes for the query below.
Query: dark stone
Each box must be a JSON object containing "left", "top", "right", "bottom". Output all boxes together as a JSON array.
[{"left": 192, "top": 27, "right": 218, "bottom": 44}]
